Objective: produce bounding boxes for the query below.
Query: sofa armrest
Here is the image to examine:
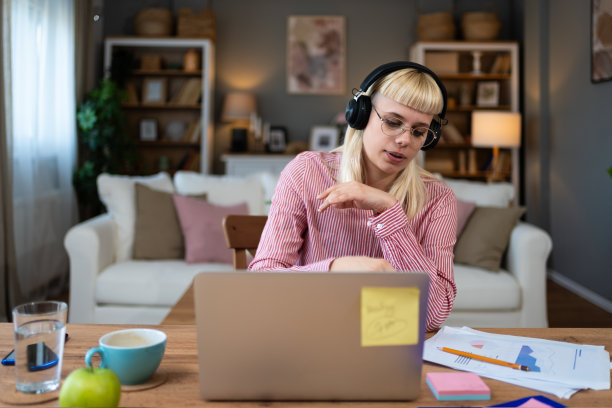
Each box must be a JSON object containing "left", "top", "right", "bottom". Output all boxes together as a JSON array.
[
  {"left": 64, "top": 213, "right": 117, "bottom": 323},
  {"left": 505, "top": 222, "right": 553, "bottom": 327}
]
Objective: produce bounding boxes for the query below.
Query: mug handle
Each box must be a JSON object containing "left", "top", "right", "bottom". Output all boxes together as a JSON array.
[{"left": 85, "top": 347, "right": 107, "bottom": 369}]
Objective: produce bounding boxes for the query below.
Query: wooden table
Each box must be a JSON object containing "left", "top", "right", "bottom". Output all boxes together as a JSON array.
[{"left": 1, "top": 323, "right": 610, "bottom": 407}]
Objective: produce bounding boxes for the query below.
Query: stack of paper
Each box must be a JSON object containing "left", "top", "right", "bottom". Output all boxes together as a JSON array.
[{"left": 424, "top": 326, "right": 610, "bottom": 399}]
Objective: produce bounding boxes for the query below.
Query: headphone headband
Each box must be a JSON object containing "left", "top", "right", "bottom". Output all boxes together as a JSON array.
[
  {"left": 344, "top": 61, "right": 448, "bottom": 151},
  {"left": 358, "top": 61, "right": 448, "bottom": 120}
]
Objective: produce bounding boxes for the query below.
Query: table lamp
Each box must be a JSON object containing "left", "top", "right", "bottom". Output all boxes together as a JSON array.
[
  {"left": 222, "top": 92, "right": 257, "bottom": 152},
  {"left": 471, "top": 111, "right": 521, "bottom": 179}
]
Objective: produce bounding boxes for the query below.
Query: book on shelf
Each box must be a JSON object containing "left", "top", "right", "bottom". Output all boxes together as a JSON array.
[
  {"left": 124, "top": 82, "right": 139, "bottom": 106},
  {"left": 176, "top": 151, "right": 200, "bottom": 171},
  {"left": 169, "top": 78, "right": 202, "bottom": 105},
  {"left": 490, "top": 54, "right": 511, "bottom": 74},
  {"left": 183, "top": 119, "right": 202, "bottom": 142}
]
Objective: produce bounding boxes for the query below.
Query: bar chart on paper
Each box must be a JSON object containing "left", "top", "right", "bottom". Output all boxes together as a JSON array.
[{"left": 424, "top": 326, "right": 610, "bottom": 398}]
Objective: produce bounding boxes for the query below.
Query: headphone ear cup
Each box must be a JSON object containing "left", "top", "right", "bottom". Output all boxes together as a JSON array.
[
  {"left": 421, "top": 119, "right": 441, "bottom": 151},
  {"left": 345, "top": 95, "right": 372, "bottom": 130},
  {"left": 345, "top": 98, "right": 359, "bottom": 127}
]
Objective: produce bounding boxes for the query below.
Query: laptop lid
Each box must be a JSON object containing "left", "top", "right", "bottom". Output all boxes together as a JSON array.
[{"left": 194, "top": 271, "right": 430, "bottom": 401}]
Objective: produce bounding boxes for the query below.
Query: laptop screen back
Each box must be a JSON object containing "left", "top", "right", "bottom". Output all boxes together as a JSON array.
[{"left": 194, "top": 271, "right": 430, "bottom": 401}]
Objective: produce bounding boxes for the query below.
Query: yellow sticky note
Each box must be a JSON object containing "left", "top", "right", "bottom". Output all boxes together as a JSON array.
[{"left": 361, "top": 287, "right": 419, "bottom": 347}]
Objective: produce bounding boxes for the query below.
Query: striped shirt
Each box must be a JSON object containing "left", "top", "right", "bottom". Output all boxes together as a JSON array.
[{"left": 249, "top": 151, "right": 457, "bottom": 331}]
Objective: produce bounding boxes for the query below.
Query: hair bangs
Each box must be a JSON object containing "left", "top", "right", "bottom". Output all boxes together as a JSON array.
[{"left": 376, "top": 69, "right": 443, "bottom": 116}]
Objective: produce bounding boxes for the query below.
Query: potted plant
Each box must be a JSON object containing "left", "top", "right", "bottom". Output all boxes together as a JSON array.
[{"left": 73, "top": 78, "right": 135, "bottom": 219}]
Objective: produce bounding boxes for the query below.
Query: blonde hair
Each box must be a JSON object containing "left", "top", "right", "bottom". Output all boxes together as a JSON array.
[{"left": 336, "top": 68, "right": 444, "bottom": 219}]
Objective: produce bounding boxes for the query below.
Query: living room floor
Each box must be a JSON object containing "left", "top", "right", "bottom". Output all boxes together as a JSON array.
[{"left": 55, "top": 278, "right": 612, "bottom": 328}]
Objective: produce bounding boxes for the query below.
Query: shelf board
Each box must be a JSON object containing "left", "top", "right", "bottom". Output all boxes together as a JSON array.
[
  {"left": 122, "top": 103, "right": 201, "bottom": 110},
  {"left": 432, "top": 170, "right": 511, "bottom": 179},
  {"left": 448, "top": 105, "right": 512, "bottom": 112},
  {"left": 135, "top": 141, "right": 200, "bottom": 148},
  {"left": 131, "top": 69, "right": 202, "bottom": 76},
  {"left": 434, "top": 143, "right": 517, "bottom": 150},
  {"left": 438, "top": 73, "right": 512, "bottom": 80}
]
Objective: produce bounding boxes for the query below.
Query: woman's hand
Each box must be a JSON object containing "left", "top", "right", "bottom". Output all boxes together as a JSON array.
[
  {"left": 317, "top": 181, "right": 398, "bottom": 214},
  {"left": 330, "top": 256, "right": 395, "bottom": 271}
]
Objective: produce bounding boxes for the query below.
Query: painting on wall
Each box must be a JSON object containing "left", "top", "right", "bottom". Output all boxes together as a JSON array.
[
  {"left": 287, "top": 15, "right": 346, "bottom": 94},
  {"left": 592, "top": 0, "right": 612, "bottom": 82}
]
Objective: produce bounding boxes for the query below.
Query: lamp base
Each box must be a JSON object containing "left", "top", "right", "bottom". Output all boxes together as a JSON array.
[{"left": 230, "top": 128, "right": 248, "bottom": 152}]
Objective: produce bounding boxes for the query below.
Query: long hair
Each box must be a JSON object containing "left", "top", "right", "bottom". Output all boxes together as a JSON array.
[{"left": 336, "top": 68, "right": 444, "bottom": 219}]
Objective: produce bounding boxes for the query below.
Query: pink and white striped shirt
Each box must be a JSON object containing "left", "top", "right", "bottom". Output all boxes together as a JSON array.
[{"left": 249, "top": 151, "right": 457, "bottom": 330}]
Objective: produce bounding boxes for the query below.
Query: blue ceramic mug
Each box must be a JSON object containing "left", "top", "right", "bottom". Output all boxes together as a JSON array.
[{"left": 85, "top": 328, "right": 166, "bottom": 385}]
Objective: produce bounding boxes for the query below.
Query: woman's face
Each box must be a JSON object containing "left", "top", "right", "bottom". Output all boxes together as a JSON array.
[{"left": 361, "top": 93, "right": 434, "bottom": 186}]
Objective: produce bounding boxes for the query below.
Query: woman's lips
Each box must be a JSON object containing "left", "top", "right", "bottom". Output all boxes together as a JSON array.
[{"left": 385, "top": 150, "right": 405, "bottom": 163}]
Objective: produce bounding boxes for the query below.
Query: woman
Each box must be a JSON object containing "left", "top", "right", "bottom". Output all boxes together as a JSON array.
[{"left": 250, "top": 62, "right": 457, "bottom": 330}]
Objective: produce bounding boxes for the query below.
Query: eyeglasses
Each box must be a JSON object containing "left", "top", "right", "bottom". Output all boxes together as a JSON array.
[{"left": 372, "top": 106, "right": 435, "bottom": 146}]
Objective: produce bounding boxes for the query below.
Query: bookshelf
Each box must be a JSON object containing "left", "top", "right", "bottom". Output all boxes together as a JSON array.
[
  {"left": 410, "top": 41, "right": 520, "bottom": 198},
  {"left": 104, "top": 37, "right": 215, "bottom": 174}
]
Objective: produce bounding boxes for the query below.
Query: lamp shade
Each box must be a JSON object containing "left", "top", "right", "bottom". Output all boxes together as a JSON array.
[
  {"left": 221, "top": 92, "right": 257, "bottom": 122},
  {"left": 471, "top": 111, "right": 521, "bottom": 147}
]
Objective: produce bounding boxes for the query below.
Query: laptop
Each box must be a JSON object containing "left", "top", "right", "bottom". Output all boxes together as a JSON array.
[{"left": 193, "top": 270, "right": 430, "bottom": 401}]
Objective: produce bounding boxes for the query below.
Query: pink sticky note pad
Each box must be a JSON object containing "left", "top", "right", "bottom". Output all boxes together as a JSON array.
[
  {"left": 517, "top": 398, "right": 556, "bottom": 408},
  {"left": 426, "top": 372, "right": 490, "bottom": 400}
]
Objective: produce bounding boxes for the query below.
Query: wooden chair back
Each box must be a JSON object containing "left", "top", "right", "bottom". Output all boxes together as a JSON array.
[{"left": 222, "top": 215, "right": 268, "bottom": 269}]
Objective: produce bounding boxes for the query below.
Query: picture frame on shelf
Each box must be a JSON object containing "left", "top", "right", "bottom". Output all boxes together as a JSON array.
[
  {"left": 142, "top": 78, "right": 167, "bottom": 105},
  {"left": 310, "top": 125, "right": 339, "bottom": 151},
  {"left": 139, "top": 119, "right": 157, "bottom": 141},
  {"left": 267, "top": 126, "right": 288, "bottom": 153},
  {"left": 476, "top": 81, "right": 499, "bottom": 107}
]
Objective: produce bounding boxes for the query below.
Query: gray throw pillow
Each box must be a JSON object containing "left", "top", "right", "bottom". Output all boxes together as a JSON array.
[{"left": 453, "top": 206, "right": 525, "bottom": 272}]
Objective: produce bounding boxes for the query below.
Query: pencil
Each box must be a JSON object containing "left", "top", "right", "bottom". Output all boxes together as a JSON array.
[{"left": 439, "top": 347, "right": 530, "bottom": 371}]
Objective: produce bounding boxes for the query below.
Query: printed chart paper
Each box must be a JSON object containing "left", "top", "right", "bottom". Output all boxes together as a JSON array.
[{"left": 424, "top": 326, "right": 610, "bottom": 398}]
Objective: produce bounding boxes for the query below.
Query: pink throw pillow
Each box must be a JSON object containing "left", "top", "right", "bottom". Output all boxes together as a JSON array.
[
  {"left": 456, "top": 200, "right": 476, "bottom": 238},
  {"left": 172, "top": 195, "right": 248, "bottom": 264}
]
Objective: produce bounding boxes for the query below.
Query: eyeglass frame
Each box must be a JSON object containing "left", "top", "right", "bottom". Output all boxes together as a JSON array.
[{"left": 371, "top": 105, "right": 436, "bottom": 148}]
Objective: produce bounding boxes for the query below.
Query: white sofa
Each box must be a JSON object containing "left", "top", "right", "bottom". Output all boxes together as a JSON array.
[{"left": 65, "top": 171, "right": 552, "bottom": 327}]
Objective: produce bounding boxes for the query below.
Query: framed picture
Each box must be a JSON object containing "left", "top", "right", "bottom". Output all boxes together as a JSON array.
[
  {"left": 142, "top": 78, "right": 167, "bottom": 105},
  {"left": 592, "top": 0, "right": 612, "bottom": 83},
  {"left": 310, "top": 126, "right": 339, "bottom": 151},
  {"left": 476, "top": 81, "right": 500, "bottom": 107},
  {"left": 140, "top": 119, "right": 157, "bottom": 141},
  {"left": 267, "top": 126, "right": 287, "bottom": 153},
  {"left": 287, "top": 15, "right": 346, "bottom": 94}
]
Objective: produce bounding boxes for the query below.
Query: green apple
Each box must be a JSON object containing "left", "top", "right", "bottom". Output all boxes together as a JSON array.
[{"left": 59, "top": 366, "right": 121, "bottom": 407}]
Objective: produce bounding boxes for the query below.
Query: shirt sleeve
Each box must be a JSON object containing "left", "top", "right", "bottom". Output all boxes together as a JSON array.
[
  {"left": 249, "top": 155, "right": 334, "bottom": 271},
  {"left": 368, "top": 191, "right": 457, "bottom": 331}
]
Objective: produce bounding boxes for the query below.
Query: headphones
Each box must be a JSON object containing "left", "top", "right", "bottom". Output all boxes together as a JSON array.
[{"left": 345, "top": 61, "right": 448, "bottom": 151}]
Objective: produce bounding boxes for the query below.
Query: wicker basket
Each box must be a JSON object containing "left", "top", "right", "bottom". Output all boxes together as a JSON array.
[
  {"left": 416, "top": 12, "right": 456, "bottom": 41},
  {"left": 134, "top": 8, "right": 173, "bottom": 37},
  {"left": 177, "top": 8, "right": 216, "bottom": 40},
  {"left": 461, "top": 12, "right": 501, "bottom": 41}
]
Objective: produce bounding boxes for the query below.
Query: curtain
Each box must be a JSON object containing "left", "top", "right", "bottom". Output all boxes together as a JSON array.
[
  {"left": 0, "top": 0, "right": 23, "bottom": 322},
  {"left": 7, "top": 0, "right": 77, "bottom": 300}
]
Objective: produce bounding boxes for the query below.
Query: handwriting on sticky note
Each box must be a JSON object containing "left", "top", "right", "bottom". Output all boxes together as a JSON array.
[{"left": 361, "top": 287, "right": 419, "bottom": 347}]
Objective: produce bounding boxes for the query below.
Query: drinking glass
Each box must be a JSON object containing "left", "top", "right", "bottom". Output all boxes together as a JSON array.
[{"left": 12, "top": 301, "right": 68, "bottom": 394}]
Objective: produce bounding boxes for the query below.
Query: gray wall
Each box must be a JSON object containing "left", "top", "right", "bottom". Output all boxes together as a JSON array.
[
  {"left": 101, "top": 0, "right": 516, "bottom": 171},
  {"left": 524, "top": 0, "right": 612, "bottom": 302}
]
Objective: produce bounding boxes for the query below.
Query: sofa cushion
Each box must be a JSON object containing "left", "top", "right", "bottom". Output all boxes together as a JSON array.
[
  {"left": 132, "top": 184, "right": 208, "bottom": 260},
  {"left": 133, "top": 183, "right": 184, "bottom": 260},
  {"left": 443, "top": 178, "right": 514, "bottom": 207},
  {"left": 97, "top": 172, "right": 175, "bottom": 262},
  {"left": 173, "top": 195, "right": 248, "bottom": 264},
  {"left": 452, "top": 264, "right": 521, "bottom": 310},
  {"left": 454, "top": 206, "right": 525, "bottom": 272},
  {"left": 95, "top": 260, "right": 233, "bottom": 306},
  {"left": 173, "top": 171, "right": 266, "bottom": 215}
]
